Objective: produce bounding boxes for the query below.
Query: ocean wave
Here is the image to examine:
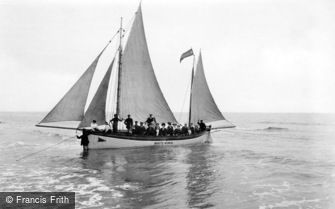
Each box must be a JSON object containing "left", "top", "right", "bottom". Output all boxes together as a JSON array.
[
  {"left": 259, "top": 121, "right": 331, "bottom": 126},
  {"left": 260, "top": 127, "right": 289, "bottom": 131},
  {"left": 5, "top": 141, "right": 39, "bottom": 148},
  {"left": 32, "top": 130, "right": 73, "bottom": 139}
]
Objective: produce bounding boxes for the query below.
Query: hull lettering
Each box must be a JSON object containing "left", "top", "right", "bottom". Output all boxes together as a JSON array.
[{"left": 154, "top": 141, "right": 173, "bottom": 145}]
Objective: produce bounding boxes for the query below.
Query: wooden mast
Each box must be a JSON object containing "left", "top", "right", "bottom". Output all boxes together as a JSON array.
[
  {"left": 188, "top": 52, "right": 195, "bottom": 127},
  {"left": 116, "top": 17, "right": 123, "bottom": 115}
]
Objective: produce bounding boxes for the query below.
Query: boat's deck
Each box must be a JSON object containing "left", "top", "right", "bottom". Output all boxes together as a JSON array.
[{"left": 90, "top": 131, "right": 208, "bottom": 141}]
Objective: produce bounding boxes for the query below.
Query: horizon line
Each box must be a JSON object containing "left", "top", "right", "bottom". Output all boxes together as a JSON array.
[{"left": 0, "top": 111, "right": 334, "bottom": 114}]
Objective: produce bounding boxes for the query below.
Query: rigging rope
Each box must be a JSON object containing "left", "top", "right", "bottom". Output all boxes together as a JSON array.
[
  {"left": 178, "top": 77, "right": 192, "bottom": 123},
  {"left": 109, "top": 30, "right": 120, "bottom": 43},
  {"left": 16, "top": 136, "right": 74, "bottom": 162}
]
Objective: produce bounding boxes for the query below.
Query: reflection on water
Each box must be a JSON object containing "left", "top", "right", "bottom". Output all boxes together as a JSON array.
[
  {"left": 79, "top": 144, "right": 216, "bottom": 208},
  {"left": 186, "top": 146, "right": 216, "bottom": 208}
]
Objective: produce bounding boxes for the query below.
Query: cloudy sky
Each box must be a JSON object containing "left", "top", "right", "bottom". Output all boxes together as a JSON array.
[{"left": 0, "top": 0, "right": 334, "bottom": 113}]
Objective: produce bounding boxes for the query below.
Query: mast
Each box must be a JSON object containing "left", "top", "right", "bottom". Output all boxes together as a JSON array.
[
  {"left": 188, "top": 53, "right": 195, "bottom": 127},
  {"left": 116, "top": 17, "right": 123, "bottom": 115}
]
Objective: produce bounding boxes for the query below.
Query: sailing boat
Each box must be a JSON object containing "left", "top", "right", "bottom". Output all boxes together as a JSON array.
[{"left": 36, "top": 5, "right": 235, "bottom": 149}]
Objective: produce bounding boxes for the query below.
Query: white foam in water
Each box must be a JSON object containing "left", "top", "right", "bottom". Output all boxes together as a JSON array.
[
  {"left": 116, "top": 183, "right": 140, "bottom": 191},
  {"left": 81, "top": 193, "right": 103, "bottom": 208},
  {"left": 59, "top": 174, "right": 85, "bottom": 180},
  {"left": 86, "top": 177, "right": 111, "bottom": 192},
  {"left": 259, "top": 198, "right": 321, "bottom": 209},
  {"left": 6, "top": 141, "right": 26, "bottom": 147}
]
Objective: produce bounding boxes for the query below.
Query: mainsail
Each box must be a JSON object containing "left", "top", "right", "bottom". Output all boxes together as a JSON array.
[
  {"left": 191, "top": 52, "right": 234, "bottom": 128},
  {"left": 78, "top": 58, "right": 115, "bottom": 128},
  {"left": 118, "top": 5, "right": 177, "bottom": 123},
  {"left": 39, "top": 46, "right": 108, "bottom": 124}
]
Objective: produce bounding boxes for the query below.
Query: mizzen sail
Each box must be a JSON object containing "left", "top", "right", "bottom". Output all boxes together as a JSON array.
[
  {"left": 78, "top": 57, "right": 115, "bottom": 128},
  {"left": 191, "top": 52, "right": 234, "bottom": 128},
  {"left": 39, "top": 46, "right": 108, "bottom": 124},
  {"left": 119, "top": 5, "right": 177, "bottom": 123}
]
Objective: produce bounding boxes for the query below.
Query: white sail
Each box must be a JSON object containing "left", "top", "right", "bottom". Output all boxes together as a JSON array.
[
  {"left": 119, "top": 5, "right": 177, "bottom": 123},
  {"left": 191, "top": 52, "right": 234, "bottom": 128},
  {"left": 39, "top": 46, "right": 108, "bottom": 124},
  {"left": 78, "top": 58, "right": 115, "bottom": 128}
]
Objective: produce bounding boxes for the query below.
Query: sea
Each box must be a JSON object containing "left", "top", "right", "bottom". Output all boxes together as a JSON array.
[{"left": 0, "top": 112, "right": 334, "bottom": 209}]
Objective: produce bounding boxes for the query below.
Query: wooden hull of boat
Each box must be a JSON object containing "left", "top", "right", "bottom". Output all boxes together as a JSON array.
[{"left": 87, "top": 131, "right": 212, "bottom": 149}]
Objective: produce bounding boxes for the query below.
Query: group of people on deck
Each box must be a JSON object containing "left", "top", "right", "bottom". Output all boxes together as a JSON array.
[{"left": 89, "top": 113, "right": 208, "bottom": 136}]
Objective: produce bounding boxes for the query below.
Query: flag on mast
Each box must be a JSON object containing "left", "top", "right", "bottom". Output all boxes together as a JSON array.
[{"left": 180, "top": 48, "right": 194, "bottom": 62}]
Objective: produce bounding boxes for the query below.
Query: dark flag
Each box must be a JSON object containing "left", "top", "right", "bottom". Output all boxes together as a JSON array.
[{"left": 180, "top": 48, "right": 194, "bottom": 63}]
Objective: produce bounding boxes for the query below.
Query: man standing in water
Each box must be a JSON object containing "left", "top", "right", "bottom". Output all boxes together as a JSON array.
[
  {"left": 110, "top": 114, "right": 123, "bottom": 133},
  {"left": 77, "top": 129, "right": 89, "bottom": 151}
]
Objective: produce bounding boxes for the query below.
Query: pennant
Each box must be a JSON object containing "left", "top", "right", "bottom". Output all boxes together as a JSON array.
[{"left": 180, "top": 48, "right": 194, "bottom": 63}]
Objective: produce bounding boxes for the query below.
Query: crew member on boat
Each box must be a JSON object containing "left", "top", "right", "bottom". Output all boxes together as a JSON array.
[
  {"left": 174, "top": 124, "right": 181, "bottom": 136},
  {"left": 146, "top": 124, "right": 156, "bottom": 136},
  {"left": 138, "top": 122, "right": 146, "bottom": 135},
  {"left": 195, "top": 124, "right": 200, "bottom": 133},
  {"left": 189, "top": 123, "right": 195, "bottom": 134},
  {"left": 198, "top": 120, "right": 206, "bottom": 132},
  {"left": 124, "top": 114, "right": 133, "bottom": 134},
  {"left": 155, "top": 123, "right": 160, "bottom": 136},
  {"left": 90, "top": 120, "right": 98, "bottom": 131},
  {"left": 167, "top": 122, "right": 173, "bottom": 136},
  {"left": 181, "top": 124, "right": 189, "bottom": 136},
  {"left": 110, "top": 114, "right": 123, "bottom": 133},
  {"left": 103, "top": 121, "right": 111, "bottom": 133},
  {"left": 146, "top": 114, "right": 156, "bottom": 126},
  {"left": 133, "top": 121, "right": 140, "bottom": 134},
  {"left": 159, "top": 123, "right": 167, "bottom": 136}
]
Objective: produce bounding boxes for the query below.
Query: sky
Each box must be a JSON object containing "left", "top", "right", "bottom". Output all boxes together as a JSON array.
[{"left": 0, "top": 0, "right": 334, "bottom": 113}]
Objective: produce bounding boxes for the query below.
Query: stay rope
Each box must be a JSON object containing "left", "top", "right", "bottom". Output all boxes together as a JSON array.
[
  {"left": 178, "top": 77, "right": 192, "bottom": 123},
  {"left": 16, "top": 136, "right": 74, "bottom": 162}
]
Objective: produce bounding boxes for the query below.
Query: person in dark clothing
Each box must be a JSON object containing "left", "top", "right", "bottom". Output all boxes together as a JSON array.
[
  {"left": 124, "top": 114, "right": 133, "bottom": 134},
  {"left": 133, "top": 121, "right": 140, "bottom": 135},
  {"left": 145, "top": 114, "right": 156, "bottom": 126},
  {"left": 159, "top": 123, "right": 167, "bottom": 136},
  {"left": 77, "top": 129, "right": 90, "bottom": 151},
  {"left": 174, "top": 124, "right": 182, "bottom": 136},
  {"left": 146, "top": 125, "right": 156, "bottom": 136},
  {"left": 167, "top": 122, "right": 174, "bottom": 136},
  {"left": 189, "top": 123, "right": 195, "bottom": 134},
  {"left": 111, "top": 114, "right": 122, "bottom": 133},
  {"left": 181, "top": 123, "right": 189, "bottom": 136},
  {"left": 138, "top": 122, "right": 146, "bottom": 135},
  {"left": 198, "top": 120, "right": 206, "bottom": 132}
]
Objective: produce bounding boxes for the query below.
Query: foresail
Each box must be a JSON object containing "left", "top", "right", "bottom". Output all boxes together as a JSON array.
[
  {"left": 191, "top": 52, "right": 233, "bottom": 128},
  {"left": 78, "top": 58, "right": 115, "bottom": 128},
  {"left": 39, "top": 45, "right": 108, "bottom": 124},
  {"left": 119, "top": 5, "right": 177, "bottom": 123}
]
